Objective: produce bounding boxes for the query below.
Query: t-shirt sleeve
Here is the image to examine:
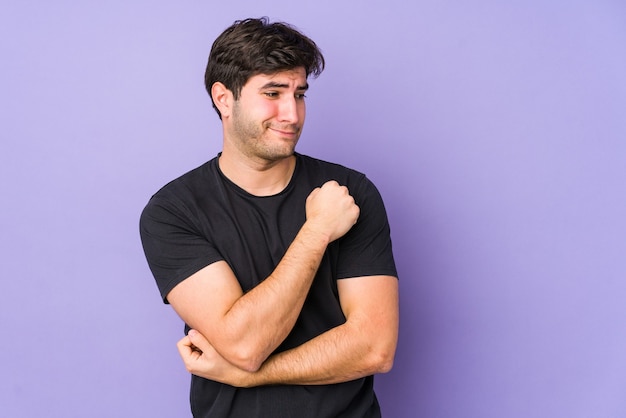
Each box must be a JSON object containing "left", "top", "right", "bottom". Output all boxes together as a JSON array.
[
  {"left": 139, "top": 194, "right": 224, "bottom": 303},
  {"left": 335, "top": 175, "right": 398, "bottom": 279}
]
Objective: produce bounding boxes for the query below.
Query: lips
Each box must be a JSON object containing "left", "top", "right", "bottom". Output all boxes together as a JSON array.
[{"left": 269, "top": 126, "right": 300, "bottom": 136}]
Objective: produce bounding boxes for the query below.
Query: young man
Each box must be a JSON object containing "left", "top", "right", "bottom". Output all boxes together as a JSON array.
[{"left": 140, "top": 17, "right": 399, "bottom": 418}]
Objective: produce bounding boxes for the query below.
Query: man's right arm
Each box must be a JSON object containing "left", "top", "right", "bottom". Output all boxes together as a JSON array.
[{"left": 166, "top": 181, "right": 359, "bottom": 372}]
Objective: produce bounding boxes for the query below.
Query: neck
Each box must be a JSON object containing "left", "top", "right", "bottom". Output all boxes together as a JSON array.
[{"left": 218, "top": 149, "right": 296, "bottom": 196}]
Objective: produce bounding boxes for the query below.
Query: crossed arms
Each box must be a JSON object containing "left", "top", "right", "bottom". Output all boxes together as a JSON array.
[{"left": 167, "top": 181, "right": 399, "bottom": 388}]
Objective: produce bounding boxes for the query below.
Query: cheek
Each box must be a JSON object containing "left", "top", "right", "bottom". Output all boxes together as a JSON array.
[
  {"left": 254, "top": 99, "right": 279, "bottom": 120},
  {"left": 238, "top": 97, "right": 276, "bottom": 121}
]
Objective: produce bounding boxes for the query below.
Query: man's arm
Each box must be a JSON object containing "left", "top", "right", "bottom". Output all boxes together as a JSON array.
[
  {"left": 177, "top": 274, "right": 399, "bottom": 386},
  {"left": 167, "top": 181, "right": 359, "bottom": 372}
]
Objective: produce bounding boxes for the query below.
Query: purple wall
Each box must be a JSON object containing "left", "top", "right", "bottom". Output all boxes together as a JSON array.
[{"left": 2, "top": 1, "right": 625, "bottom": 417}]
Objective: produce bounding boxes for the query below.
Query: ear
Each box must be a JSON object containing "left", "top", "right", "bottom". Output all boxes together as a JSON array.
[{"left": 211, "top": 82, "right": 234, "bottom": 119}]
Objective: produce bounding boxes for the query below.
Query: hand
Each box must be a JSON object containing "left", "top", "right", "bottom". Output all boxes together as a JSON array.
[
  {"left": 305, "top": 181, "right": 360, "bottom": 242},
  {"left": 177, "top": 329, "right": 253, "bottom": 387}
]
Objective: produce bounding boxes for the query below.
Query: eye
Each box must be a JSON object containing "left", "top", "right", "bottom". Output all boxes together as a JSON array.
[
  {"left": 264, "top": 91, "right": 279, "bottom": 98},
  {"left": 295, "top": 93, "right": 307, "bottom": 100}
]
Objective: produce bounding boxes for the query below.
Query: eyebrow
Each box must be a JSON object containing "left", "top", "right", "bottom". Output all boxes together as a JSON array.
[{"left": 259, "top": 81, "right": 309, "bottom": 91}]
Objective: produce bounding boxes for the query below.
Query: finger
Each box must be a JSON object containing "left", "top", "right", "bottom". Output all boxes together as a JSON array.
[
  {"left": 177, "top": 335, "right": 194, "bottom": 356},
  {"left": 176, "top": 336, "right": 199, "bottom": 373},
  {"left": 187, "top": 329, "right": 212, "bottom": 352}
]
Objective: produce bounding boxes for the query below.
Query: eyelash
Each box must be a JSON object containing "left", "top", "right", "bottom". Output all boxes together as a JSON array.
[{"left": 264, "top": 92, "right": 307, "bottom": 99}]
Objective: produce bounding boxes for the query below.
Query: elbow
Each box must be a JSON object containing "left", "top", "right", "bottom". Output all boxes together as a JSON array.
[
  {"left": 229, "top": 346, "right": 267, "bottom": 373},
  {"left": 238, "top": 359, "right": 263, "bottom": 373},
  {"left": 371, "top": 348, "right": 395, "bottom": 374},
  {"left": 366, "top": 339, "right": 396, "bottom": 374},
  {"left": 378, "top": 357, "right": 395, "bottom": 374}
]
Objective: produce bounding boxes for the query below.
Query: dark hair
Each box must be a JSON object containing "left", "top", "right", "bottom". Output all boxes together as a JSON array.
[{"left": 204, "top": 17, "right": 325, "bottom": 118}]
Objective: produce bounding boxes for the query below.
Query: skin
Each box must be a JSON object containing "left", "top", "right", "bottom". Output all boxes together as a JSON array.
[
  {"left": 215, "top": 68, "right": 308, "bottom": 196},
  {"left": 169, "top": 67, "right": 399, "bottom": 385}
]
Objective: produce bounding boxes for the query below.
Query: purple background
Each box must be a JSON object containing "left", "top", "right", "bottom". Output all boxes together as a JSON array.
[{"left": 2, "top": 1, "right": 625, "bottom": 417}]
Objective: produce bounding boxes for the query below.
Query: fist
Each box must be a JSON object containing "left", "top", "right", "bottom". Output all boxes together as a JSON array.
[{"left": 305, "top": 180, "right": 360, "bottom": 242}]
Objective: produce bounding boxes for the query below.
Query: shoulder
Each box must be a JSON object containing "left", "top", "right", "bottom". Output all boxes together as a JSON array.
[
  {"left": 295, "top": 154, "right": 382, "bottom": 202},
  {"left": 140, "top": 158, "right": 218, "bottom": 226},
  {"left": 295, "top": 153, "right": 367, "bottom": 186},
  {"left": 152, "top": 159, "right": 216, "bottom": 200},
  {"left": 144, "top": 158, "right": 220, "bottom": 208},
  {"left": 296, "top": 153, "right": 362, "bottom": 174}
]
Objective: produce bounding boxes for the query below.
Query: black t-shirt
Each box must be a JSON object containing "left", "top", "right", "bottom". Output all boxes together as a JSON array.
[{"left": 140, "top": 153, "right": 397, "bottom": 418}]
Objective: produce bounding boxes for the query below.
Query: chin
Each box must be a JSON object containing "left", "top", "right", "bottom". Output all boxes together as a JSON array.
[
  {"left": 265, "top": 142, "right": 298, "bottom": 160},
  {"left": 266, "top": 149, "right": 296, "bottom": 162}
]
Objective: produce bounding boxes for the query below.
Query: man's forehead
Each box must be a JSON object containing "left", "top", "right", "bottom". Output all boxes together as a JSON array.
[{"left": 247, "top": 68, "right": 308, "bottom": 88}]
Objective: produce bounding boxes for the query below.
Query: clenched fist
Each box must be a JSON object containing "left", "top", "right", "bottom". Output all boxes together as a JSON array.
[{"left": 305, "top": 181, "right": 360, "bottom": 243}]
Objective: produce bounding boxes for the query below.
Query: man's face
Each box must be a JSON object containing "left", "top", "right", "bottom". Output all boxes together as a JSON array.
[{"left": 226, "top": 67, "right": 308, "bottom": 162}]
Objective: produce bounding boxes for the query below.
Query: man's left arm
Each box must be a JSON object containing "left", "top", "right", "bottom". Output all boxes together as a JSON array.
[{"left": 178, "top": 274, "right": 398, "bottom": 386}]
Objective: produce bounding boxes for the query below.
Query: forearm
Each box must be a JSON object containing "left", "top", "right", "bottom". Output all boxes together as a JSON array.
[
  {"left": 179, "top": 276, "right": 399, "bottom": 387},
  {"left": 180, "top": 322, "right": 393, "bottom": 388},
  {"left": 219, "top": 222, "right": 330, "bottom": 370},
  {"left": 242, "top": 276, "right": 399, "bottom": 386},
  {"left": 243, "top": 317, "right": 396, "bottom": 387}
]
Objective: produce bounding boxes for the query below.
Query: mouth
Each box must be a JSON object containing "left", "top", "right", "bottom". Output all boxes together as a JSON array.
[{"left": 268, "top": 127, "right": 300, "bottom": 138}]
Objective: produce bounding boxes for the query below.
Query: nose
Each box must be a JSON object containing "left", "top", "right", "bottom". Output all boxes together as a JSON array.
[{"left": 278, "top": 96, "right": 301, "bottom": 124}]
